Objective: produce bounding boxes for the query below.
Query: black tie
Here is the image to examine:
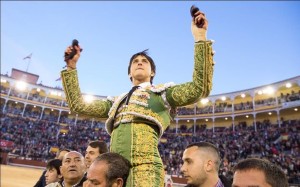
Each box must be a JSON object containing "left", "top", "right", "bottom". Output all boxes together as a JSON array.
[
  {"left": 112, "top": 86, "right": 140, "bottom": 124},
  {"left": 125, "top": 86, "right": 140, "bottom": 105}
]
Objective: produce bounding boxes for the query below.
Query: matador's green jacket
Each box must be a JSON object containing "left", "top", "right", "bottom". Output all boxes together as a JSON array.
[{"left": 61, "top": 40, "right": 214, "bottom": 187}]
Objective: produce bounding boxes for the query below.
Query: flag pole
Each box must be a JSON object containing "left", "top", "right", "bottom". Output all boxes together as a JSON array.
[
  {"left": 25, "top": 58, "right": 31, "bottom": 72},
  {"left": 23, "top": 53, "right": 32, "bottom": 72}
]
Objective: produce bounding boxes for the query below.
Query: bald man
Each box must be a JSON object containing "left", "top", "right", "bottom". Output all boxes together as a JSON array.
[{"left": 47, "top": 151, "right": 87, "bottom": 187}]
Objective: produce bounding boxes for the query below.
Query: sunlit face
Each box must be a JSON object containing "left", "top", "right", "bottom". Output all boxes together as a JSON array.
[
  {"left": 45, "top": 168, "right": 61, "bottom": 185},
  {"left": 85, "top": 146, "right": 100, "bottom": 168},
  {"left": 86, "top": 160, "right": 124, "bottom": 187},
  {"left": 129, "top": 55, "right": 154, "bottom": 85},
  {"left": 60, "top": 152, "right": 86, "bottom": 182},
  {"left": 180, "top": 146, "right": 208, "bottom": 187},
  {"left": 86, "top": 161, "right": 109, "bottom": 187},
  {"left": 232, "top": 169, "right": 272, "bottom": 187}
]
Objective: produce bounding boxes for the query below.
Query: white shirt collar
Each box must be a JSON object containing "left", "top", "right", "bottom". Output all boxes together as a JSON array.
[{"left": 135, "top": 82, "right": 151, "bottom": 88}]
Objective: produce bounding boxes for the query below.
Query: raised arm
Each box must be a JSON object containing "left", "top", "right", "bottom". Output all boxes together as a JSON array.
[
  {"left": 61, "top": 42, "right": 112, "bottom": 118},
  {"left": 166, "top": 8, "right": 214, "bottom": 107}
]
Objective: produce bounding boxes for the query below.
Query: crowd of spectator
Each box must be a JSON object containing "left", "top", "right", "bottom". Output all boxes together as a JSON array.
[
  {"left": 160, "top": 119, "right": 300, "bottom": 184},
  {"left": 1, "top": 79, "right": 300, "bottom": 184},
  {"left": 0, "top": 113, "right": 108, "bottom": 160},
  {"left": 1, "top": 110, "right": 299, "bottom": 184}
]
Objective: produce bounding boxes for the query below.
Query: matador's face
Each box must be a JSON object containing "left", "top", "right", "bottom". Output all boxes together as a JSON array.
[{"left": 129, "top": 55, "right": 155, "bottom": 85}]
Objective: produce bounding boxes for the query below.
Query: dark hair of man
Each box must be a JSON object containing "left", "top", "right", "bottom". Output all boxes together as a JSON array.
[
  {"left": 88, "top": 140, "right": 109, "bottom": 154},
  {"left": 128, "top": 49, "right": 156, "bottom": 84},
  {"left": 233, "top": 158, "right": 288, "bottom": 187},
  {"left": 94, "top": 152, "right": 131, "bottom": 187},
  {"left": 46, "top": 159, "right": 62, "bottom": 176},
  {"left": 187, "top": 141, "right": 221, "bottom": 171}
]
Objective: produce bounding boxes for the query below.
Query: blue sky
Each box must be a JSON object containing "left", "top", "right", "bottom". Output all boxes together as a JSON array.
[{"left": 1, "top": 1, "right": 300, "bottom": 97}]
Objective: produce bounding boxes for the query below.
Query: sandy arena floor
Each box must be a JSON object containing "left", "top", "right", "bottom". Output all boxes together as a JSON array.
[{"left": 1, "top": 164, "right": 44, "bottom": 187}]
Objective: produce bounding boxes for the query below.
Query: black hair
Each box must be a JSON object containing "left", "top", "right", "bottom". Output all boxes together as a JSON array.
[
  {"left": 128, "top": 49, "right": 156, "bottom": 84},
  {"left": 46, "top": 158, "right": 62, "bottom": 176},
  {"left": 233, "top": 158, "right": 288, "bottom": 187},
  {"left": 88, "top": 140, "right": 109, "bottom": 154},
  {"left": 187, "top": 141, "right": 221, "bottom": 171},
  {"left": 94, "top": 152, "right": 131, "bottom": 187}
]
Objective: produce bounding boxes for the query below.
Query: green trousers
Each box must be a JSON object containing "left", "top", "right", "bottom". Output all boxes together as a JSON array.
[{"left": 110, "top": 123, "right": 164, "bottom": 187}]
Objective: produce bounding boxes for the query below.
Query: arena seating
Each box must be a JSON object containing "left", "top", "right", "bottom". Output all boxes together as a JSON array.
[{"left": 1, "top": 72, "right": 299, "bottom": 185}]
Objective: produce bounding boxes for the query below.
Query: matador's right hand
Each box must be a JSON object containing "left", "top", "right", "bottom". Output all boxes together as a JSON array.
[{"left": 64, "top": 44, "right": 81, "bottom": 70}]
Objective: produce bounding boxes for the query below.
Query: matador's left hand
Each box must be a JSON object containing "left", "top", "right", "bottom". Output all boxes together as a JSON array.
[{"left": 191, "top": 9, "right": 208, "bottom": 42}]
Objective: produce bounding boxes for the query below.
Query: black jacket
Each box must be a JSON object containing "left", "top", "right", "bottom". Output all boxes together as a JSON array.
[
  {"left": 219, "top": 174, "right": 232, "bottom": 187},
  {"left": 34, "top": 170, "right": 46, "bottom": 187}
]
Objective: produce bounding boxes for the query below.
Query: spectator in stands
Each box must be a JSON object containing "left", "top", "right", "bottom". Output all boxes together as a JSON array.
[
  {"left": 45, "top": 159, "right": 63, "bottom": 185},
  {"left": 47, "top": 151, "right": 86, "bottom": 187},
  {"left": 181, "top": 142, "right": 231, "bottom": 187},
  {"left": 85, "top": 152, "right": 131, "bottom": 187},
  {"left": 85, "top": 140, "right": 108, "bottom": 169},
  {"left": 61, "top": 7, "right": 214, "bottom": 186},
  {"left": 232, "top": 158, "right": 289, "bottom": 187},
  {"left": 34, "top": 149, "right": 70, "bottom": 187}
]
